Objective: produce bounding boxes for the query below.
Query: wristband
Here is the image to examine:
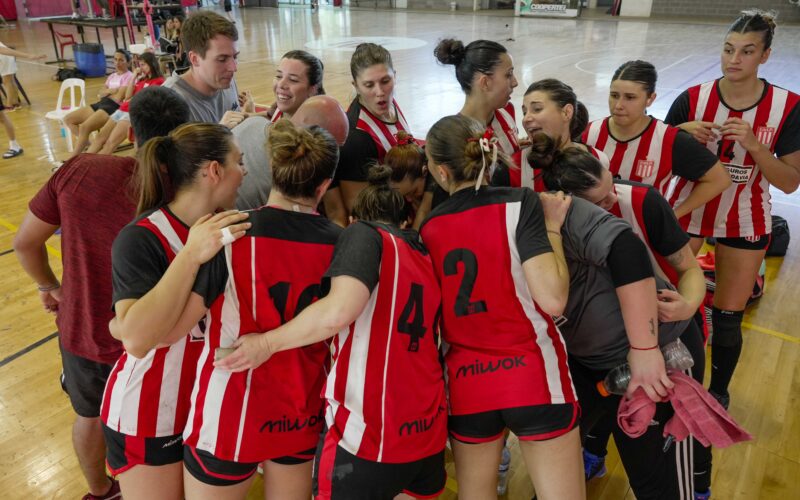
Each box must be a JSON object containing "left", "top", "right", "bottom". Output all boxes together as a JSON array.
[
  {"left": 37, "top": 282, "right": 61, "bottom": 292},
  {"left": 630, "top": 344, "right": 659, "bottom": 351}
]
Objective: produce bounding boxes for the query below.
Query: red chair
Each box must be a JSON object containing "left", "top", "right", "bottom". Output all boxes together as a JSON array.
[{"left": 54, "top": 30, "right": 77, "bottom": 60}]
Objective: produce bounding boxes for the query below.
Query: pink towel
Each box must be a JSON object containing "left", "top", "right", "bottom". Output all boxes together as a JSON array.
[{"left": 617, "top": 371, "right": 752, "bottom": 448}]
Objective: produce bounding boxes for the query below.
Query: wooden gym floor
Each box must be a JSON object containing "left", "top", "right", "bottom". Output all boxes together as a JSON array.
[{"left": 0, "top": 5, "right": 798, "bottom": 499}]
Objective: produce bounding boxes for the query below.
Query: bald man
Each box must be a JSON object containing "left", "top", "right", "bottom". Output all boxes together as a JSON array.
[{"left": 234, "top": 95, "right": 348, "bottom": 212}]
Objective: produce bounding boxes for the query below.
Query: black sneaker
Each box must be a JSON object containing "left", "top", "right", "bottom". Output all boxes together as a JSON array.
[{"left": 709, "top": 389, "right": 730, "bottom": 410}]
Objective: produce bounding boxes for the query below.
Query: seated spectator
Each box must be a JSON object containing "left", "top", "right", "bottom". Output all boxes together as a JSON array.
[
  {"left": 64, "top": 49, "right": 133, "bottom": 158},
  {"left": 87, "top": 52, "right": 165, "bottom": 155}
]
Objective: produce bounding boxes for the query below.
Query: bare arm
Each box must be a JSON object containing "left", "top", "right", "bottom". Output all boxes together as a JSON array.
[
  {"left": 528, "top": 192, "right": 571, "bottom": 316},
  {"left": 13, "top": 211, "right": 62, "bottom": 314},
  {"left": 673, "top": 162, "right": 732, "bottom": 219},
  {"left": 214, "top": 276, "right": 371, "bottom": 372},
  {"left": 412, "top": 191, "right": 434, "bottom": 231},
  {"left": 617, "top": 278, "right": 674, "bottom": 401},
  {"left": 115, "top": 211, "right": 249, "bottom": 358},
  {"left": 322, "top": 187, "right": 348, "bottom": 228},
  {"left": 657, "top": 244, "right": 705, "bottom": 322},
  {"left": 0, "top": 46, "right": 46, "bottom": 61}
]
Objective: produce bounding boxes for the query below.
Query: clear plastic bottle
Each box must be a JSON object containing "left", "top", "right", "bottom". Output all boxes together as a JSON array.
[
  {"left": 596, "top": 339, "right": 694, "bottom": 396},
  {"left": 497, "top": 445, "right": 511, "bottom": 495}
]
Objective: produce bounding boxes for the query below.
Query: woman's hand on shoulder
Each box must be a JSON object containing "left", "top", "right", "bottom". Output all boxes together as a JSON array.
[
  {"left": 540, "top": 191, "right": 572, "bottom": 231},
  {"left": 183, "top": 210, "right": 250, "bottom": 266}
]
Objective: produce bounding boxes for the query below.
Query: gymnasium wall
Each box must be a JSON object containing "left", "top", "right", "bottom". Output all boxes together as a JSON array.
[{"left": 651, "top": 0, "right": 800, "bottom": 23}]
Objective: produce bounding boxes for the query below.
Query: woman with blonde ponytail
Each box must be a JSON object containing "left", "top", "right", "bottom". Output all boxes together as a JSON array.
[
  {"left": 150, "top": 118, "right": 342, "bottom": 499},
  {"left": 102, "top": 122, "right": 250, "bottom": 499},
  {"left": 216, "top": 162, "right": 447, "bottom": 500},
  {"left": 420, "top": 114, "right": 582, "bottom": 499}
]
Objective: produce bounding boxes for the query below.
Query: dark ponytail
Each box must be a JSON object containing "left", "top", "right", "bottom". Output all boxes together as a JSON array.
[
  {"left": 528, "top": 133, "right": 604, "bottom": 196},
  {"left": 352, "top": 164, "right": 407, "bottom": 226},
  {"left": 728, "top": 9, "right": 777, "bottom": 50},
  {"left": 434, "top": 38, "right": 508, "bottom": 94},
  {"left": 136, "top": 123, "right": 233, "bottom": 215}
]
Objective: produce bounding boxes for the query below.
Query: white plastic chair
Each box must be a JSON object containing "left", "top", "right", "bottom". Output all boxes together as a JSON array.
[{"left": 45, "top": 78, "right": 86, "bottom": 152}]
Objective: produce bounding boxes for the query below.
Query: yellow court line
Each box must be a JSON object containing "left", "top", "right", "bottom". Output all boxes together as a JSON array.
[
  {"left": 742, "top": 322, "right": 800, "bottom": 345},
  {"left": 0, "top": 216, "right": 62, "bottom": 258},
  {"left": 445, "top": 476, "right": 458, "bottom": 494}
]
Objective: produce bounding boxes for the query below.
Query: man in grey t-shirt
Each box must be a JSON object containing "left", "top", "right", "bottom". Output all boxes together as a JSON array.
[
  {"left": 164, "top": 11, "right": 250, "bottom": 128},
  {"left": 235, "top": 96, "right": 349, "bottom": 210}
]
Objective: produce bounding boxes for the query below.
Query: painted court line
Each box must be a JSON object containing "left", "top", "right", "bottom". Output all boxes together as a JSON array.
[
  {"left": 0, "top": 332, "right": 59, "bottom": 369},
  {"left": 743, "top": 322, "right": 799, "bottom": 345}
]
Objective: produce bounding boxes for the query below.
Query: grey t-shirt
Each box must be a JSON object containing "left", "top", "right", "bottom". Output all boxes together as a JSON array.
[
  {"left": 234, "top": 116, "right": 271, "bottom": 210},
  {"left": 558, "top": 197, "right": 688, "bottom": 369},
  {"left": 163, "top": 74, "right": 240, "bottom": 124}
]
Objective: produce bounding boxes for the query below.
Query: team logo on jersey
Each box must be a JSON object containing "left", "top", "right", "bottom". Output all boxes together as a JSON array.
[
  {"left": 398, "top": 404, "right": 445, "bottom": 437},
  {"left": 455, "top": 356, "right": 527, "bottom": 378},
  {"left": 635, "top": 159, "right": 655, "bottom": 179},
  {"left": 260, "top": 410, "right": 324, "bottom": 433},
  {"left": 756, "top": 126, "right": 776, "bottom": 145}
]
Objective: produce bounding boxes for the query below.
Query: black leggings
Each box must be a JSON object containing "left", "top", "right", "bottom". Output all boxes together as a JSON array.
[{"left": 572, "top": 320, "right": 706, "bottom": 500}]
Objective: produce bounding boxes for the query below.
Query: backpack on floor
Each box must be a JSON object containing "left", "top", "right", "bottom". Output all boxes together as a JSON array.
[
  {"left": 767, "top": 215, "right": 790, "bottom": 257},
  {"left": 53, "top": 68, "right": 86, "bottom": 82}
]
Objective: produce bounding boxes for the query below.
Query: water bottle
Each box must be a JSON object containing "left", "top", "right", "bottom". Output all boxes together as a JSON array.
[
  {"left": 596, "top": 339, "right": 694, "bottom": 396},
  {"left": 497, "top": 445, "right": 511, "bottom": 495}
]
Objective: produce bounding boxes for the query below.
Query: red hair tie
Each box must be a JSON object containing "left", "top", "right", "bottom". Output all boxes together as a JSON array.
[
  {"left": 395, "top": 133, "right": 415, "bottom": 146},
  {"left": 482, "top": 127, "right": 495, "bottom": 142}
]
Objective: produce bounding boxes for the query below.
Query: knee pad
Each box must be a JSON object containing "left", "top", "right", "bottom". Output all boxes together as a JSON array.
[{"left": 711, "top": 307, "right": 744, "bottom": 347}]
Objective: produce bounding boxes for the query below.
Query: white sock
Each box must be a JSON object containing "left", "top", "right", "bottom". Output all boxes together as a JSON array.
[{"left": 10, "top": 141, "right": 20, "bottom": 151}]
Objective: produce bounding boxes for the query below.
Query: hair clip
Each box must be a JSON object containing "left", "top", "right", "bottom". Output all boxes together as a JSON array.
[{"left": 395, "top": 133, "right": 415, "bottom": 146}]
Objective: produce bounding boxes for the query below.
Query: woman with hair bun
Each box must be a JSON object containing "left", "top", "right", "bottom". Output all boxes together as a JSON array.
[
  {"left": 384, "top": 130, "right": 435, "bottom": 229},
  {"left": 434, "top": 38, "right": 521, "bottom": 169},
  {"left": 216, "top": 163, "right": 447, "bottom": 500},
  {"left": 665, "top": 12, "right": 800, "bottom": 497},
  {"left": 493, "top": 78, "right": 609, "bottom": 191},
  {"left": 532, "top": 135, "right": 711, "bottom": 497},
  {"left": 420, "top": 114, "right": 584, "bottom": 499},
  {"left": 103, "top": 122, "right": 250, "bottom": 499},
  {"left": 331, "top": 43, "right": 416, "bottom": 221},
  {"left": 143, "top": 119, "right": 342, "bottom": 499},
  {"left": 582, "top": 60, "right": 730, "bottom": 220}
]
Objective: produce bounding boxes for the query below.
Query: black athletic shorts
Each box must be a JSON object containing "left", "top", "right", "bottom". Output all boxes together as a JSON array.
[
  {"left": 448, "top": 402, "right": 580, "bottom": 444},
  {"left": 183, "top": 445, "right": 317, "bottom": 486},
  {"left": 689, "top": 233, "right": 770, "bottom": 251},
  {"left": 103, "top": 425, "right": 183, "bottom": 475},
  {"left": 313, "top": 430, "right": 446, "bottom": 499},
  {"left": 59, "top": 343, "right": 114, "bottom": 418},
  {"left": 90, "top": 96, "right": 120, "bottom": 115}
]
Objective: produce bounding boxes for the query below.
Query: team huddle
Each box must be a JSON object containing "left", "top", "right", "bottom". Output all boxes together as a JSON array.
[{"left": 15, "top": 7, "right": 800, "bottom": 500}]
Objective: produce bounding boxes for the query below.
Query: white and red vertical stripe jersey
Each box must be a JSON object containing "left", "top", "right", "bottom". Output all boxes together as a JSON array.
[
  {"left": 491, "top": 102, "right": 521, "bottom": 164},
  {"left": 183, "top": 208, "right": 341, "bottom": 463},
  {"left": 323, "top": 222, "right": 446, "bottom": 464},
  {"left": 608, "top": 181, "right": 682, "bottom": 287},
  {"left": 665, "top": 80, "right": 800, "bottom": 237},
  {"left": 420, "top": 187, "right": 576, "bottom": 416},
  {"left": 582, "top": 117, "right": 682, "bottom": 195},
  {"left": 102, "top": 208, "right": 204, "bottom": 437},
  {"left": 353, "top": 98, "right": 411, "bottom": 162},
  {"left": 503, "top": 144, "right": 609, "bottom": 191}
]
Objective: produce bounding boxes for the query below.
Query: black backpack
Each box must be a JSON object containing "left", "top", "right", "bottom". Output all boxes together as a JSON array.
[
  {"left": 767, "top": 215, "right": 790, "bottom": 257},
  {"left": 53, "top": 68, "right": 86, "bottom": 82}
]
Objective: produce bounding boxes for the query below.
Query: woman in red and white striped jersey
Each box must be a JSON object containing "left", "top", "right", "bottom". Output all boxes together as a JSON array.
[
  {"left": 434, "top": 38, "right": 521, "bottom": 169},
  {"left": 421, "top": 114, "right": 584, "bottom": 499},
  {"left": 216, "top": 164, "right": 447, "bottom": 500},
  {"left": 493, "top": 78, "right": 609, "bottom": 191},
  {"left": 104, "top": 123, "right": 249, "bottom": 499},
  {"left": 582, "top": 60, "right": 730, "bottom": 222},
  {"left": 270, "top": 50, "right": 325, "bottom": 123},
  {"left": 664, "top": 10, "right": 800, "bottom": 412},
  {"left": 170, "top": 119, "right": 342, "bottom": 499},
  {"left": 330, "top": 43, "right": 415, "bottom": 223}
]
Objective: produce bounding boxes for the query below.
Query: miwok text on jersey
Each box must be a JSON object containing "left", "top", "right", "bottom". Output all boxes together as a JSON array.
[
  {"left": 260, "top": 409, "right": 324, "bottom": 433},
  {"left": 455, "top": 356, "right": 527, "bottom": 379}
]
